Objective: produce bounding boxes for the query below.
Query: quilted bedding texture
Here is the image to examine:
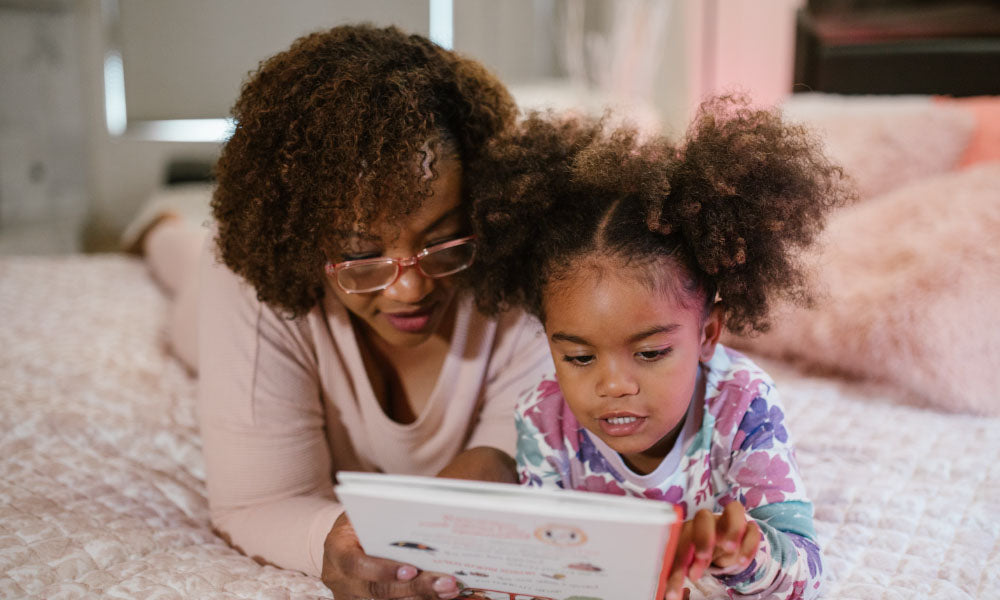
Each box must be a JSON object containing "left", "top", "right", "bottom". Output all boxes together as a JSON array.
[{"left": 1, "top": 255, "right": 998, "bottom": 599}]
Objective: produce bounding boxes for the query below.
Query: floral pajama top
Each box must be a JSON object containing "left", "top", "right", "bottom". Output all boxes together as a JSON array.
[{"left": 515, "top": 345, "right": 822, "bottom": 599}]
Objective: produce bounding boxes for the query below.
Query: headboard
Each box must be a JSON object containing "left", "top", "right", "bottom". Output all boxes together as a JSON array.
[{"left": 793, "top": 0, "right": 1000, "bottom": 96}]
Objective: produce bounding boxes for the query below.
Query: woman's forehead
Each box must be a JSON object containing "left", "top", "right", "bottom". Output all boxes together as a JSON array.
[{"left": 340, "top": 162, "right": 465, "bottom": 248}]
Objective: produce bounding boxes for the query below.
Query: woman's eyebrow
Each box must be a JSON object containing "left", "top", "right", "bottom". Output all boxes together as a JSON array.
[
  {"left": 341, "top": 233, "right": 380, "bottom": 249},
  {"left": 421, "top": 206, "right": 464, "bottom": 234}
]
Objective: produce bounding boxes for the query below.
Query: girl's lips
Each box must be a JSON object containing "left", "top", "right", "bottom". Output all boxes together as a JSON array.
[
  {"left": 383, "top": 305, "right": 436, "bottom": 333},
  {"left": 596, "top": 413, "right": 647, "bottom": 437}
]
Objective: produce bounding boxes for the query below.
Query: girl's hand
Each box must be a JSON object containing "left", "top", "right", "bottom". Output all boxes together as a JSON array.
[
  {"left": 322, "top": 512, "right": 461, "bottom": 599},
  {"left": 663, "top": 502, "right": 761, "bottom": 600}
]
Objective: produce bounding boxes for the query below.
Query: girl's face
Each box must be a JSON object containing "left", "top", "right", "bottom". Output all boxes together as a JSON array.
[
  {"left": 327, "top": 157, "right": 467, "bottom": 348},
  {"left": 542, "top": 256, "right": 722, "bottom": 474}
]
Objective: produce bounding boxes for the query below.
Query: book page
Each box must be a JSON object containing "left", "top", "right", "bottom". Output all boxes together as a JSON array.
[{"left": 337, "top": 473, "right": 682, "bottom": 600}]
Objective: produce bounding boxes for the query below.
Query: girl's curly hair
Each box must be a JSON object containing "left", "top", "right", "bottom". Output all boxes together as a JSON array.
[
  {"left": 470, "top": 96, "right": 854, "bottom": 335},
  {"left": 212, "top": 24, "right": 516, "bottom": 316}
]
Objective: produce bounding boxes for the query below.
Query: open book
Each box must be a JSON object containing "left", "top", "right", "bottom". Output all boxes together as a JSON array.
[{"left": 335, "top": 472, "right": 683, "bottom": 600}]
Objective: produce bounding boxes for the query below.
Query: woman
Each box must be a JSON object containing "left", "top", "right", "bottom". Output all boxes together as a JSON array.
[{"left": 141, "top": 24, "right": 551, "bottom": 600}]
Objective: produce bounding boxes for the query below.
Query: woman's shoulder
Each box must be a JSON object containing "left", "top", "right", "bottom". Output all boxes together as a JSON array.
[{"left": 462, "top": 296, "right": 549, "bottom": 364}]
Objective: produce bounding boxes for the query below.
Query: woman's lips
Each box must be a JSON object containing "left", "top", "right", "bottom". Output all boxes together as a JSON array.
[
  {"left": 596, "top": 412, "right": 647, "bottom": 437},
  {"left": 383, "top": 305, "right": 436, "bottom": 333}
]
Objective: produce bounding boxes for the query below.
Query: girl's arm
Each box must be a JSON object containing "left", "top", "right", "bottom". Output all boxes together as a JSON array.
[{"left": 710, "top": 382, "right": 822, "bottom": 599}]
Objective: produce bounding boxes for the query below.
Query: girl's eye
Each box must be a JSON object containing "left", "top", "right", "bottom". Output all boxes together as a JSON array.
[
  {"left": 562, "top": 354, "right": 595, "bottom": 366},
  {"left": 637, "top": 348, "right": 672, "bottom": 361}
]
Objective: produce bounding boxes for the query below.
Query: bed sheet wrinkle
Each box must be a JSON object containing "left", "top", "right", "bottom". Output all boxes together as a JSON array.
[
  {"left": 1, "top": 256, "right": 334, "bottom": 599},
  {"left": 3, "top": 254, "right": 1000, "bottom": 598}
]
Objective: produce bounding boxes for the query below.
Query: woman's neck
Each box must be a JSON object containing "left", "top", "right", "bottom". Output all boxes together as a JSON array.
[{"left": 353, "top": 302, "right": 457, "bottom": 424}]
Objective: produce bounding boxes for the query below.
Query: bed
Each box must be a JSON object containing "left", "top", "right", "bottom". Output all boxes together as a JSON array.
[{"left": 2, "top": 94, "right": 998, "bottom": 599}]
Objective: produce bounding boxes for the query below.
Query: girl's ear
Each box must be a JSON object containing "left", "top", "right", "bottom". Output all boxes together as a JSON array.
[{"left": 699, "top": 303, "right": 724, "bottom": 363}]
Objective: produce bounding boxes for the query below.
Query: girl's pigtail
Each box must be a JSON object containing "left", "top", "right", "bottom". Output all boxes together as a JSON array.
[
  {"left": 470, "top": 112, "right": 603, "bottom": 315},
  {"left": 649, "top": 96, "right": 852, "bottom": 334}
]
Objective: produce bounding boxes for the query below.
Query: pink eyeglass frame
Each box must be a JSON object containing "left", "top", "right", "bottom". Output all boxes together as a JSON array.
[{"left": 324, "top": 235, "right": 476, "bottom": 294}]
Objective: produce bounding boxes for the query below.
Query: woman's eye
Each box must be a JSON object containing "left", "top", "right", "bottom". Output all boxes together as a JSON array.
[
  {"left": 637, "top": 348, "right": 672, "bottom": 361},
  {"left": 341, "top": 251, "right": 381, "bottom": 261},
  {"left": 562, "top": 355, "right": 595, "bottom": 366},
  {"left": 425, "top": 232, "right": 466, "bottom": 249}
]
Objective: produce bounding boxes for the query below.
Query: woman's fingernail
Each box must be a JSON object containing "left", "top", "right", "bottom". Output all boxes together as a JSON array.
[
  {"left": 666, "top": 591, "right": 679, "bottom": 600},
  {"left": 433, "top": 577, "right": 457, "bottom": 593},
  {"left": 396, "top": 565, "right": 417, "bottom": 580}
]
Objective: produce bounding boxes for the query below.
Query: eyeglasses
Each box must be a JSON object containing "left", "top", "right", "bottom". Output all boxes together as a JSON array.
[{"left": 326, "top": 235, "right": 476, "bottom": 294}]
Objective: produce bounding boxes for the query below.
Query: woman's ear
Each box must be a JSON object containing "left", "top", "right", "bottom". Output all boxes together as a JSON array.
[{"left": 699, "top": 303, "right": 724, "bottom": 363}]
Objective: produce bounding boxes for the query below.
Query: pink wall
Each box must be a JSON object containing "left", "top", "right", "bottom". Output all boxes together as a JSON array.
[{"left": 692, "top": 0, "right": 804, "bottom": 108}]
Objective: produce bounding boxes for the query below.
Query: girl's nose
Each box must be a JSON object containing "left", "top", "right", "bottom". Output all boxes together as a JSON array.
[
  {"left": 595, "top": 360, "right": 639, "bottom": 398},
  {"left": 381, "top": 262, "right": 433, "bottom": 304}
]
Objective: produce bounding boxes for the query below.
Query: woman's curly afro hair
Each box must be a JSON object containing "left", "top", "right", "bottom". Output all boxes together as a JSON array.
[
  {"left": 212, "top": 24, "right": 516, "bottom": 316},
  {"left": 470, "top": 96, "right": 854, "bottom": 335}
]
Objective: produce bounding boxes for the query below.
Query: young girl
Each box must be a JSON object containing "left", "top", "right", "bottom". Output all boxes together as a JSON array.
[{"left": 469, "top": 97, "right": 850, "bottom": 600}]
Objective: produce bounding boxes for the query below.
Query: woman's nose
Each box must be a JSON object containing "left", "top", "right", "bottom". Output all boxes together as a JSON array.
[
  {"left": 381, "top": 262, "right": 433, "bottom": 304},
  {"left": 595, "top": 360, "right": 639, "bottom": 398}
]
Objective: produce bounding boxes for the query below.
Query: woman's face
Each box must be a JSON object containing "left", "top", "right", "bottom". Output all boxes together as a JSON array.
[
  {"left": 327, "top": 158, "right": 467, "bottom": 348},
  {"left": 541, "top": 255, "right": 721, "bottom": 474}
]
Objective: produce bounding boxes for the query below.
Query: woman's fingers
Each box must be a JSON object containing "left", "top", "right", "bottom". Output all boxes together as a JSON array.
[
  {"left": 324, "top": 514, "right": 459, "bottom": 599},
  {"left": 336, "top": 553, "right": 458, "bottom": 599}
]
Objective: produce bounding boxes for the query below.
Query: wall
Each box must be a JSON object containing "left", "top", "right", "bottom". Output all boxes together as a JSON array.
[
  {"left": 80, "top": 0, "right": 559, "bottom": 251},
  {"left": 0, "top": 1, "right": 87, "bottom": 253},
  {"left": 0, "top": 0, "right": 804, "bottom": 253},
  {"left": 652, "top": 0, "right": 804, "bottom": 137}
]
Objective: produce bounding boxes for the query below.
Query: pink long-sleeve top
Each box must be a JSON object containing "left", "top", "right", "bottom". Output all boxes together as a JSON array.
[{"left": 195, "top": 242, "right": 552, "bottom": 576}]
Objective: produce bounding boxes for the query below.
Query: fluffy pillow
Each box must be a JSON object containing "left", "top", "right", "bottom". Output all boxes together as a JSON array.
[
  {"left": 724, "top": 163, "right": 1000, "bottom": 415},
  {"left": 781, "top": 94, "right": 976, "bottom": 200},
  {"left": 933, "top": 95, "right": 1000, "bottom": 167}
]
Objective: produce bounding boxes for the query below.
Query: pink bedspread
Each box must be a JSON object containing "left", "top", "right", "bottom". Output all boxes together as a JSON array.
[{"left": 2, "top": 254, "right": 997, "bottom": 599}]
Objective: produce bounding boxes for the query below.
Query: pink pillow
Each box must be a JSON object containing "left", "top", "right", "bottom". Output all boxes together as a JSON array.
[
  {"left": 781, "top": 94, "right": 976, "bottom": 200},
  {"left": 934, "top": 96, "right": 1000, "bottom": 167},
  {"left": 724, "top": 163, "right": 1000, "bottom": 415}
]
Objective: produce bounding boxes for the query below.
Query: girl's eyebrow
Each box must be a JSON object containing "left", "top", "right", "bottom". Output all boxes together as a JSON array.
[
  {"left": 626, "top": 324, "right": 680, "bottom": 343},
  {"left": 550, "top": 332, "right": 591, "bottom": 345},
  {"left": 550, "top": 324, "right": 680, "bottom": 346}
]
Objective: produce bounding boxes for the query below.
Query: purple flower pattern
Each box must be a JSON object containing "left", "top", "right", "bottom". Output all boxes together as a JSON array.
[
  {"left": 734, "top": 394, "right": 788, "bottom": 452},
  {"left": 735, "top": 451, "right": 796, "bottom": 507}
]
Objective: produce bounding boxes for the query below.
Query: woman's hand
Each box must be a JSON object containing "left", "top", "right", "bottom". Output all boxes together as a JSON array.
[
  {"left": 322, "top": 512, "right": 461, "bottom": 600},
  {"left": 436, "top": 446, "right": 517, "bottom": 483},
  {"left": 663, "top": 502, "right": 761, "bottom": 600}
]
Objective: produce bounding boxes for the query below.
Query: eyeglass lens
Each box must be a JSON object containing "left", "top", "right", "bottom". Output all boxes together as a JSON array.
[{"left": 336, "top": 240, "right": 475, "bottom": 292}]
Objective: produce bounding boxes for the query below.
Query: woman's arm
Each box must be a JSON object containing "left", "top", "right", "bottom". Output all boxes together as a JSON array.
[
  {"left": 197, "top": 245, "right": 338, "bottom": 576},
  {"left": 464, "top": 311, "right": 553, "bottom": 456},
  {"left": 437, "top": 446, "right": 517, "bottom": 483}
]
